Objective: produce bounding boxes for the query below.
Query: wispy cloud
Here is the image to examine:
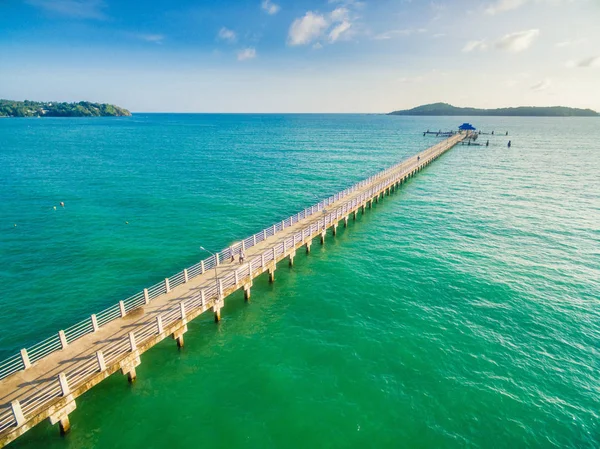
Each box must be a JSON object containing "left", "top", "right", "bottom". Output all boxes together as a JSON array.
[
  {"left": 462, "top": 40, "right": 488, "bottom": 52},
  {"left": 261, "top": 0, "right": 280, "bottom": 15},
  {"left": 495, "top": 29, "right": 539, "bottom": 52},
  {"left": 136, "top": 34, "right": 165, "bottom": 44},
  {"left": 25, "top": 0, "right": 107, "bottom": 20},
  {"left": 373, "top": 28, "right": 426, "bottom": 40},
  {"left": 567, "top": 55, "right": 600, "bottom": 68},
  {"left": 329, "top": 20, "right": 352, "bottom": 42},
  {"left": 485, "top": 0, "right": 528, "bottom": 15},
  {"left": 555, "top": 37, "right": 588, "bottom": 48},
  {"left": 288, "top": 11, "right": 329, "bottom": 46},
  {"left": 237, "top": 47, "right": 257, "bottom": 61},
  {"left": 531, "top": 79, "right": 551, "bottom": 91},
  {"left": 217, "top": 27, "right": 237, "bottom": 43}
]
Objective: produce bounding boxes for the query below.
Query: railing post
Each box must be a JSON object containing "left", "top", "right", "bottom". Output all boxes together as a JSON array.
[
  {"left": 272, "top": 247, "right": 276, "bottom": 261},
  {"left": 156, "top": 316, "right": 164, "bottom": 334},
  {"left": 242, "top": 240, "right": 245, "bottom": 251},
  {"left": 281, "top": 220, "right": 285, "bottom": 230},
  {"left": 58, "top": 372, "right": 70, "bottom": 396},
  {"left": 201, "top": 290, "right": 206, "bottom": 307},
  {"left": 128, "top": 332, "right": 137, "bottom": 352},
  {"left": 180, "top": 302, "right": 186, "bottom": 323},
  {"left": 11, "top": 400, "right": 25, "bottom": 427},
  {"left": 143, "top": 288, "right": 150, "bottom": 304},
  {"left": 234, "top": 270, "right": 239, "bottom": 286},
  {"left": 165, "top": 278, "right": 170, "bottom": 293},
  {"left": 183, "top": 269, "right": 189, "bottom": 283},
  {"left": 96, "top": 350, "right": 106, "bottom": 372},
  {"left": 91, "top": 314, "right": 99, "bottom": 332},
  {"left": 253, "top": 234, "right": 257, "bottom": 246},
  {"left": 119, "top": 300, "right": 126, "bottom": 318},
  {"left": 249, "top": 260, "right": 253, "bottom": 278},
  {"left": 20, "top": 348, "right": 31, "bottom": 369},
  {"left": 58, "top": 330, "right": 68, "bottom": 349},
  {"left": 263, "top": 229, "right": 267, "bottom": 240},
  {"left": 216, "top": 253, "right": 220, "bottom": 266},
  {"left": 261, "top": 254, "right": 265, "bottom": 268},
  {"left": 273, "top": 224, "right": 277, "bottom": 235},
  {"left": 218, "top": 279, "right": 224, "bottom": 297},
  {"left": 200, "top": 260, "right": 205, "bottom": 274}
]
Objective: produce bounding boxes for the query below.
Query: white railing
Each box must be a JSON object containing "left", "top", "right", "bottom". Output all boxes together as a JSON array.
[{"left": 0, "top": 135, "right": 461, "bottom": 389}]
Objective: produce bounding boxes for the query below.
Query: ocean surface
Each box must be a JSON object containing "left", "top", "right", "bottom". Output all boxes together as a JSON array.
[{"left": 0, "top": 114, "right": 598, "bottom": 448}]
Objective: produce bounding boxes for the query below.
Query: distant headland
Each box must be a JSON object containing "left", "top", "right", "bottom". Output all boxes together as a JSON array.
[
  {"left": 389, "top": 102, "right": 599, "bottom": 117},
  {"left": 0, "top": 100, "right": 131, "bottom": 117}
]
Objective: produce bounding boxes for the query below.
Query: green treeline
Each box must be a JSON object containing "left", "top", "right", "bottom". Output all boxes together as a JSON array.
[
  {"left": 0, "top": 100, "right": 131, "bottom": 117},
  {"left": 389, "top": 102, "right": 599, "bottom": 117}
]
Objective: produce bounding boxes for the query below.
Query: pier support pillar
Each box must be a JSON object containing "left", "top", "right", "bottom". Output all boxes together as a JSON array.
[
  {"left": 243, "top": 283, "right": 252, "bottom": 302},
  {"left": 368, "top": 200, "right": 372, "bottom": 209},
  {"left": 172, "top": 325, "right": 188, "bottom": 348},
  {"left": 353, "top": 210, "right": 357, "bottom": 220},
  {"left": 120, "top": 351, "right": 141, "bottom": 383},
  {"left": 288, "top": 250, "right": 296, "bottom": 267},
  {"left": 332, "top": 223, "right": 338, "bottom": 236},
  {"left": 361, "top": 204, "right": 366, "bottom": 214},
  {"left": 375, "top": 195, "right": 379, "bottom": 204},
  {"left": 320, "top": 231, "right": 326, "bottom": 245},
  {"left": 344, "top": 216, "right": 349, "bottom": 227},
  {"left": 306, "top": 241, "right": 312, "bottom": 254},
  {"left": 268, "top": 265, "right": 276, "bottom": 283},
  {"left": 49, "top": 399, "right": 76, "bottom": 436},
  {"left": 213, "top": 298, "right": 224, "bottom": 322}
]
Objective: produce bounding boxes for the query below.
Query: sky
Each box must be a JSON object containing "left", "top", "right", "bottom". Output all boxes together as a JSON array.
[{"left": 0, "top": 0, "right": 599, "bottom": 112}]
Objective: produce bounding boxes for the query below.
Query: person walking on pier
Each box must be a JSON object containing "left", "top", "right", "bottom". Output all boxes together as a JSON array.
[{"left": 239, "top": 249, "right": 245, "bottom": 264}]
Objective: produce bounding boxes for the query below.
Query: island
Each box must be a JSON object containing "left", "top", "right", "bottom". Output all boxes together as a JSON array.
[
  {"left": 389, "top": 103, "right": 599, "bottom": 117},
  {"left": 0, "top": 100, "right": 131, "bottom": 117}
]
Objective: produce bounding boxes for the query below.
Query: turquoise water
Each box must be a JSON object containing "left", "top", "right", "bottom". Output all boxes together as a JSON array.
[{"left": 1, "top": 115, "right": 598, "bottom": 448}]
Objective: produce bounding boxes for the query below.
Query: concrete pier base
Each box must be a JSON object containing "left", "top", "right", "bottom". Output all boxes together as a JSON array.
[
  {"left": 344, "top": 216, "right": 349, "bottom": 227},
  {"left": 375, "top": 195, "right": 379, "bottom": 203},
  {"left": 368, "top": 200, "right": 372, "bottom": 209},
  {"left": 49, "top": 400, "right": 76, "bottom": 436},
  {"left": 306, "top": 241, "right": 312, "bottom": 254},
  {"left": 213, "top": 299, "right": 224, "bottom": 322},
  {"left": 268, "top": 265, "right": 276, "bottom": 283},
  {"left": 288, "top": 250, "right": 296, "bottom": 267},
  {"left": 320, "top": 231, "right": 326, "bottom": 245},
  {"left": 243, "top": 283, "right": 252, "bottom": 301},
  {"left": 172, "top": 324, "right": 188, "bottom": 348},
  {"left": 353, "top": 210, "right": 357, "bottom": 220},
  {"left": 332, "top": 223, "right": 338, "bottom": 236}
]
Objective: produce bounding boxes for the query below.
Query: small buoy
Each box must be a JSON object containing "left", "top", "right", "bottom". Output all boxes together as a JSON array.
[
  {"left": 53, "top": 206, "right": 57, "bottom": 210},
  {"left": 125, "top": 221, "right": 129, "bottom": 224},
  {"left": 14, "top": 224, "right": 17, "bottom": 227},
  {"left": 60, "top": 202, "right": 65, "bottom": 207}
]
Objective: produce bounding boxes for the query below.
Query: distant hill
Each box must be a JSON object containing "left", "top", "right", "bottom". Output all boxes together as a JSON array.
[
  {"left": 0, "top": 100, "right": 131, "bottom": 117},
  {"left": 389, "top": 103, "right": 599, "bottom": 117}
]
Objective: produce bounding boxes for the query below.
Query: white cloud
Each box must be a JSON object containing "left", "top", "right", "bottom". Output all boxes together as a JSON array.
[
  {"left": 329, "top": 20, "right": 352, "bottom": 42},
  {"left": 531, "top": 79, "right": 551, "bottom": 91},
  {"left": 288, "top": 11, "right": 329, "bottom": 46},
  {"left": 313, "top": 42, "right": 323, "bottom": 49},
  {"left": 462, "top": 40, "right": 488, "bottom": 52},
  {"left": 330, "top": 7, "right": 349, "bottom": 22},
  {"left": 25, "top": 0, "right": 107, "bottom": 19},
  {"left": 217, "top": 27, "right": 237, "bottom": 43},
  {"left": 432, "top": 33, "right": 446, "bottom": 38},
  {"left": 485, "top": 0, "right": 528, "bottom": 15},
  {"left": 237, "top": 47, "right": 257, "bottom": 61},
  {"left": 261, "top": 0, "right": 280, "bottom": 15},
  {"left": 495, "top": 29, "right": 539, "bottom": 52}
]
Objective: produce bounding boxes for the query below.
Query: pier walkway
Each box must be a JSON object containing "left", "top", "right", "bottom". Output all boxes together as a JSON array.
[{"left": 0, "top": 133, "right": 465, "bottom": 447}]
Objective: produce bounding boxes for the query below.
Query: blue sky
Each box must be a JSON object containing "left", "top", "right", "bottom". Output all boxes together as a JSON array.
[{"left": 0, "top": 0, "right": 598, "bottom": 112}]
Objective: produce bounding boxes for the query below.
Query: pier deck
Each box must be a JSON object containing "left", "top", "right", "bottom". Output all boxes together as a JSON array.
[{"left": 0, "top": 133, "right": 465, "bottom": 447}]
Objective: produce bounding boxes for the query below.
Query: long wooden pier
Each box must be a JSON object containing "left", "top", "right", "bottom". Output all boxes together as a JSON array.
[{"left": 0, "top": 133, "right": 465, "bottom": 447}]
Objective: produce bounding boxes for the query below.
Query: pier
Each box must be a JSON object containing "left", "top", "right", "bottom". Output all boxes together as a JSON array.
[{"left": 0, "top": 133, "right": 465, "bottom": 447}]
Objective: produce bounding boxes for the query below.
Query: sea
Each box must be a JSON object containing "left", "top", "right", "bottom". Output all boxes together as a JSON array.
[{"left": 0, "top": 114, "right": 598, "bottom": 448}]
